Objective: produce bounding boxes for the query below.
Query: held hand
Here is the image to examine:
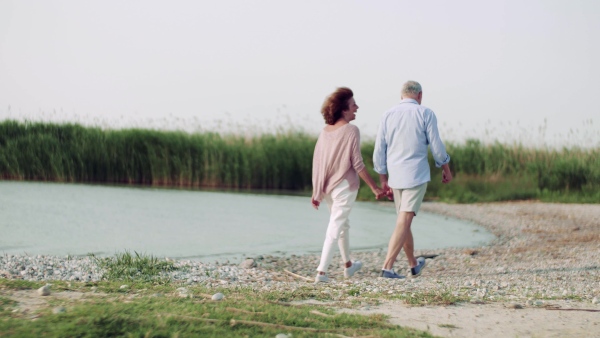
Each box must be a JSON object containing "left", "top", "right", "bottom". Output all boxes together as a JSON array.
[
  {"left": 442, "top": 168, "right": 453, "bottom": 184},
  {"left": 382, "top": 182, "right": 394, "bottom": 201},
  {"left": 311, "top": 198, "right": 320, "bottom": 210},
  {"left": 385, "top": 188, "right": 394, "bottom": 201},
  {"left": 373, "top": 187, "right": 385, "bottom": 200}
]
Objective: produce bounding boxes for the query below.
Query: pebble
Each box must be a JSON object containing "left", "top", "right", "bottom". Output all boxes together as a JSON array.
[
  {"left": 212, "top": 293, "right": 224, "bottom": 301},
  {"left": 0, "top": 202, "right": 596, "bottom": 308},
  {"left": 177, "top": 287, "right": 189, "bottom": 298},
  {"left": 37, "top": 285, "right": 51, "bottom": 296},
  {"left": 52, "top": 307, "right": 66, "bottom": 314},
  {"left": 239, "top": 258, "right": 256, "bottom": 269}
]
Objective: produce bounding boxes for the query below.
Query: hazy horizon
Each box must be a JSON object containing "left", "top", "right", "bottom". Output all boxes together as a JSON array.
[{"left": 1, "top": 0, "right": 599, "bottom": 148}]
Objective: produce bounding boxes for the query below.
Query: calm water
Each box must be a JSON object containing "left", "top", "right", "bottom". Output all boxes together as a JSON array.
[{"left": 0, "top": 181, "right": 494, "bottom": 262}]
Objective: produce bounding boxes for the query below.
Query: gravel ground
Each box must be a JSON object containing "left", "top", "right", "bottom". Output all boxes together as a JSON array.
[{"left": 2, "top": 201, "right": 599, "bottom": 306}]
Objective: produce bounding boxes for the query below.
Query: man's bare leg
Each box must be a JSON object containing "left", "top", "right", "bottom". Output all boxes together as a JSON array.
[
  {"left": 403, "top": 229, "right": 417, "bottom": 268},
  {"left": 382, "top": 211, "right": 415, "bottom": 270}
]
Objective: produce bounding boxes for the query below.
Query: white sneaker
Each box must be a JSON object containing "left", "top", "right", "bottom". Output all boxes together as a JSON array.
[
  {"left": 344, "top": 260, "right": 363, "bottom": 278},
  {"left": 315, "top": 273, "right": 329, "bottom": 283}
]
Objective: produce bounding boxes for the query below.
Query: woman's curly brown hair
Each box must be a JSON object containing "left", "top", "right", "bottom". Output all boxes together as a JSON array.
[{"left": 321, "top": 87, "right": 353, "bottom": 125}]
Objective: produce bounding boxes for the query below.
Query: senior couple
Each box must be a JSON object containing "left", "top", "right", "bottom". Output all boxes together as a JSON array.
[{"left": 311, "top": 80, "right": 453, "bottom": 283}]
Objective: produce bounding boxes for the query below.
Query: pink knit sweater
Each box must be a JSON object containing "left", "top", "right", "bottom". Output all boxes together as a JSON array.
[{"left": 311, "top": 124, "right": 366, "bottom": 202}]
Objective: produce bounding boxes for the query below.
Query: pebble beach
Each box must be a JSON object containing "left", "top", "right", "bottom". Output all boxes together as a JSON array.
[{"left": 2, "top": 201, "right": 599, "bottom": 307}]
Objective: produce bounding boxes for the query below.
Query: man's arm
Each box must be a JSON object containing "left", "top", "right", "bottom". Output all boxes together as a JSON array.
[
  {"left": 378, "top": 174, "right": 394, "bottom": 200},
  {"left": 425, "top": 111, "right": 451, "bottom": 168},
  {"left": 441, "top": 163, "right": 453, "bottom": 184},
  {"left": 372, "top": 118, "right": 388, "bottom": 177}
]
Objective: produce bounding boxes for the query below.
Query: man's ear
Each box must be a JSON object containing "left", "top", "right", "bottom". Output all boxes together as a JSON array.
[{"left": 417, "top": 91, "right": 423, "bottom": 103}]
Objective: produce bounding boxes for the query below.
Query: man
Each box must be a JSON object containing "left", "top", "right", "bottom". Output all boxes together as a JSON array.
[{"left": 373, "top": 80, "right": 453, "bottom": 279}]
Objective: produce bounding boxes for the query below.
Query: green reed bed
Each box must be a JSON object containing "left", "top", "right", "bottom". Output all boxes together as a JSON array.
[
  {"left": 0, "top": 120, "right": 314, "bottom": 190},
  {"left": 0, "top": 120, "right": 598, "bottom": 203}
]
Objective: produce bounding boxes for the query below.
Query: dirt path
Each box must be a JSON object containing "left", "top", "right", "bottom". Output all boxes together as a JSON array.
[{"left": 341, "top": 300, "right": 600, "bottom": 338}]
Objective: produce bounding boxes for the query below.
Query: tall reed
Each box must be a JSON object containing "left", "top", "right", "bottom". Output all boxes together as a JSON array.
[
  {"left": 1, "top": 120, "right": 598, "bottom": 203},
  {"left": 0, "top": 120, "right": 315, "bottom": 190}
]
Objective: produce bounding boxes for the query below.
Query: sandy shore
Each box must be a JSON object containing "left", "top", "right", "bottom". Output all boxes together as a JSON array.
[
  {"left": 2, "top": 201, "right": 599, "bottom": 337},
  {"left": 257, "top": 201, "right": 600, "bottom": 337}
]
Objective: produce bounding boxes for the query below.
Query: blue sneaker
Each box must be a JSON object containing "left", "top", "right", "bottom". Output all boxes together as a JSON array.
[
  {"left": 380, "top": 269, "right": 405, "bottom": 279},
  {"left": 411, "top": 257, "right": 427, "bottom": 277}
]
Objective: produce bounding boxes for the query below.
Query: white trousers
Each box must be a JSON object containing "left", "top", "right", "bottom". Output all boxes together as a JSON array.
[{"left": 317, "top": 179, "right": 358, "bottom": 273}]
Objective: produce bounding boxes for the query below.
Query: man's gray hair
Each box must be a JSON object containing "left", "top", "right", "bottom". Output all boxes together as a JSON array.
[{"left": 401, "top": 81, "right": 422, "bottom": 96}]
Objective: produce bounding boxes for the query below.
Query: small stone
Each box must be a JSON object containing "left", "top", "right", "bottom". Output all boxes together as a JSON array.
[
  {"left": 464, "top": 249, "right": 478, "bottom": 256},
  {"left": 509, "top": 303, "right": 523, "bottom": 309},
  {"left": 38, "top": 285, "right": 51, "bottom": 296},
  {"left": 275, "top": 334, "right": 290, "bottom": 338},
  {"left": 52, "top": 307, "right": 66, "bottom": 314},
  {"left": 592, "top": 297, "right": 598, "bottom": 304},
  {"left": 239, "top": 259, "right": 256, "bottom": 269},
  {"left": 212, "top": 292, "right": 224, "bottom": 301},
  {"left": 534, "top": 300, "right": 544, "bottom": 306},
  {"left": 119, "top": 285, "right": 129, "bottom": 290},
  {"left": 177, "top": 287, "right": 189, "bottom": 297}
]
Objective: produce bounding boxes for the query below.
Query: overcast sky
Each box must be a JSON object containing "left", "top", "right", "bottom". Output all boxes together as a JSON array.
[{"left": 1, "top": 0, "right": 599, "bottom": 147}]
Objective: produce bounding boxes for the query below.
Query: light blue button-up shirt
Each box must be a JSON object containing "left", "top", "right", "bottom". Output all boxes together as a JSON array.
[{"left": 373, "top": 98, "right": 450, "bottom": 189}]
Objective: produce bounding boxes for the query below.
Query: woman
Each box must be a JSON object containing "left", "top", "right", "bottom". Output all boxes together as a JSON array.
[{"left": 311, "top": 87, "right": 384, "bottom": 283}]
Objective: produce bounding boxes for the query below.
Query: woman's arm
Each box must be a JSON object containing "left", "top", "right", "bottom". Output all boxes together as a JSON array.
[{"left": 358, "top": 168, "right": 384, "bottom": 199}]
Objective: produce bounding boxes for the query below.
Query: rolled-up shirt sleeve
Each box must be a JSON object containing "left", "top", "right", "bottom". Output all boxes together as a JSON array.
[
  {"left": 425, "top": 111, "right": 450, "bottom": 168},
  {"left": 373, "top": 117, "right": 388, "bottom": 174}
]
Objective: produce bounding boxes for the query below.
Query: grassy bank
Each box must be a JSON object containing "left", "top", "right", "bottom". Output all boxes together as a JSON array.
[
  {"left": 1, "top": 120, "right": 598, "bottom": 203},
  {"left": 0, "top": 253, "right": 435, "bottom": 337},
  {"left": 2, "top": 281, "right": 432, "bottom": 337}
]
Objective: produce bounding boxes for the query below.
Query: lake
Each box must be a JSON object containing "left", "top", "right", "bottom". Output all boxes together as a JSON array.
[{"left": 0, "top": 181, "right": 494, "bottom": 262}]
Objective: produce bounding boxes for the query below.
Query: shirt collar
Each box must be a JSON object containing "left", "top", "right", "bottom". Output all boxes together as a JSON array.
[{"left": 400, "top": 98, "right": 419, "bottom": 104}]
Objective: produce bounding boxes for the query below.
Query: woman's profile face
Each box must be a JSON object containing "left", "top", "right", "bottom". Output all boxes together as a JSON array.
[{"left": 342, "top": 97, "right": 358, "bottom": 122}]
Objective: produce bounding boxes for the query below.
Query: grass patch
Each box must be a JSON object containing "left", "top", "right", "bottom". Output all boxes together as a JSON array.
[
  {"left": 0, "top": 279, "right": 41, "bottom": 291},
  {"left": 0, "top": 279, "right": 435, "bottom": 338},
  {"left": 390, "top": 290, "right": 468, "bottom": 306},
  {"left": 90, "top": 251, "right": 177, "bottom": 282},
  {"left": 0, "top": 296, "right": 17, "bottom": 312}
]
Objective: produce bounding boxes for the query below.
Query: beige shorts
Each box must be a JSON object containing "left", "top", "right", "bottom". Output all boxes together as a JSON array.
[{"left": 392, "top": 183, "right": 428, "bottom": 216}]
